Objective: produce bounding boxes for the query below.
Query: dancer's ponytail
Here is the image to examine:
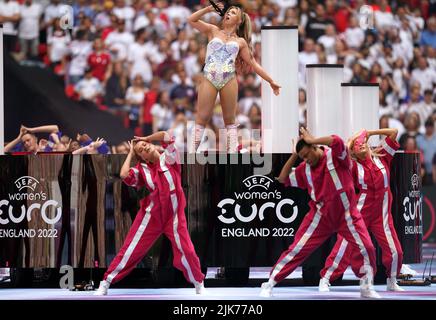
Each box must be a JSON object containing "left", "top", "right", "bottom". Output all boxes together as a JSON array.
[{"left": 235, "top": 9, "right": 253, "bottom": 74}]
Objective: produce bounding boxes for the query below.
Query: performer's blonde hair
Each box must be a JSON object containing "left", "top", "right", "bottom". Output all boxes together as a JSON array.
[
  {"left": 347, "top": 130, "right": 384, "bottom": 162},
  {"left": 232, "top": 6, "right": 253, "bottom": 74}
]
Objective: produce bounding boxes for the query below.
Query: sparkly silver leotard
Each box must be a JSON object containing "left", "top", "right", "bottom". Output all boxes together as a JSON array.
[{"left": 203, "top": 37, "right": 240, "bottom": 90}]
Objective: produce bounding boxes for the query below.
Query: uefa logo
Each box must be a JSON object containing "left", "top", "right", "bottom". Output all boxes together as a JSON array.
[
  {"left": 242, "top": 175, "right": 273, "bottom": 190},
  {"left": 14, "top": 176, "right": 39, "bottom": 192},
  {"left": 217, "top": 174, "right": 298, "bottom": 224},
  {"left": 0, "top": 176, "right": 62, "bottom": 225}
]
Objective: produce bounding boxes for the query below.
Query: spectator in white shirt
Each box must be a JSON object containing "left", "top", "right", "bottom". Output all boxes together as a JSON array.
[
  {"left": 75, "top": 68, "right": 103, "bottom": 103},
  {"left": 270, "top": 0, "right": 297, "bottom": 22},
  {"left": 182, "top": 39, "right": 202, "bottom": 79},
  {"left": 43, "top": 0, "right": 63, "bottom": 39},
  {"left": 343, "top": 15, "right": 365, "bottom": 49},
  {"left": 411, "top": 57, "right": 436, "bottom": 94},
  {"left": 299, "top": 38, "right": 319, "bottom": 86},
  {"left": 112, "top": 0, "right": 135, "bottom": 32},
  {"left": 0, "top": 0, "right": 20, "bottom": 52},
  {"left": 317, "top": 24, "right": 336, "bottom": 56},
  {"left": 104, "top": 18, "right": 134, "bottom": 61},
  {"left": 374, "top": 0, "right": 395, "bottom": 31},
  {"left": 392, "top": 57, "right": 410, "bottom": 101},
  {"left": 392, "top": 27, "right": 413, "bottom": 65},
  {"left": 298, "top": 88, "right": 307, "bottom": 126},
  {"left": 399, "top": 84, "right": 423, "bottom": 124},
  {"left": 127, "top": 28, "right": 153, "bottom": 84},
  {"left": 164, "top": 0, "right": 191, "bottom": 25},
  {"left": 150, "top": 91, "right": 175, "bottom": 132},
  {"left": 379, "top": 89, "right": 396, "bottom": 118},
  {"left": 67, "top": 30, "right": 92, "bottom": 85},
  {"left": 18, "top": 0, "right": 42, "bottom": 60},
  {"left": 409, "top": 89, "right": 436, "bottom": 133},
  {"left": 125, "top": 74, "right": 147, "bottom": 129},
  {"left": 171, "top": 29, "right": 189, "bottom": 61},
  {"left": 47, "top": 18, "right": 71, "bottom": 67},
  {"left": 133, "top": 5, "right": 150, "bottom": 32},
  {"left": 410, "top": 7, "right": 425, "bottom": 32}
]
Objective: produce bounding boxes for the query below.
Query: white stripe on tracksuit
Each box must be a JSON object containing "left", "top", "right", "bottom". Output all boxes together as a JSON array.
[
  {"left": 326, "top": 150, "right": 372, "bottom": 276},
  {"left": 324, "top": 192, "right": 367, "bottom": 281},
  {"left": 357, "top": 163, "right": 367, "bottom": 190},
  {"left": 141, "top": 163, "right": 155, "bottom": 190},
  {"left": 381, "top": 139, "right": 396, "bottom": 157},
  {"left": 270, "top": 158, "right": 322, "bottom": 281},
  {"left": 305, "top": 163, "right": 316, "bottom": 201},
  {"left": 324, "top": 238, "right": 349, "bottom": 281},
  {"left": 289, "top": 169, "right": 298, "bottom": 187},
  {"left": 339, "top": 192, "right": 371, "bottom": 273},
  {"left": 106, "top": 201, "right": 154, "bottom": 284},
  {"left": 161, "top": 154, "right": 199, "bottom": 286},
  {"left": 131, "top": 168, "right": 139, "bottom": 186},
  {"left": 374, "top": 157, "right": 399, "bottom": 278},
  {"left": 381, "top": 191, "right": 399, "bottom": 278},
  {"left": 270, "top": 204, "right": 323, "bottom": 281}
]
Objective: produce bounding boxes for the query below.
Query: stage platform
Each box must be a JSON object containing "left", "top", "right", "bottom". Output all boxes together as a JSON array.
[
  {"left": 0, "top": 283, "right": 435, "bottom": 300},
  {"left": 1, "top": 244, "right": 435, "bottom": 301}
]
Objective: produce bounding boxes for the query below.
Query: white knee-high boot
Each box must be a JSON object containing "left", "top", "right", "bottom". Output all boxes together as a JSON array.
[
  {"left": 189, "top": 123, "right": 205, "bottom": 153},
  {"left": 226, "top": 124, "right": 238, "bottom": 153}
]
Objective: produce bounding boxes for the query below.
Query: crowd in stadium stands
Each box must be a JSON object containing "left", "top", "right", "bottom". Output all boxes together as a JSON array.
[{"left": 1, "top": 0, "right": 435, "bottom": 183}]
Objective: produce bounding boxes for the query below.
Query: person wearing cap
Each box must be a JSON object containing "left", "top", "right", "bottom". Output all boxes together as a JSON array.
[
  {"left": 319, "top": 128, "right": 405, "bottom": 293},
  {"left": 94, "top": 1, "right": 114, "bottom": 31}
]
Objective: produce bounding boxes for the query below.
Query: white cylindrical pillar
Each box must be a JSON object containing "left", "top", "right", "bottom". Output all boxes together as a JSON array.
[
  {"left": 306, "top": 64, "right": 344, "bottom": 139},
  {"left": 261, "top": 26, "right": 299, "bottom": 153},
  {"left": 342, "top": 83, "right": 380, "bottom": 146},
  {"left": 0, "top": 25, "right": 3, "bottom": 155}
]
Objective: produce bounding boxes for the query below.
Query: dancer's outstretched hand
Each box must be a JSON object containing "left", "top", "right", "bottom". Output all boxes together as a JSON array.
[{"left": 270, "top": 81, "right": 281, "bottom": 96}]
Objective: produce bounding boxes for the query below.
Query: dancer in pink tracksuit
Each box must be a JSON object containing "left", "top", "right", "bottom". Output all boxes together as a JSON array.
[
  {"left": 95, "top": 131, "right": 205, "bottom": 295},
  {"left": 319, "top": 128, "right": 404, "bottom": 292},
  {"left": 260, "top": 128, "right": 380, "bottom": 298}
]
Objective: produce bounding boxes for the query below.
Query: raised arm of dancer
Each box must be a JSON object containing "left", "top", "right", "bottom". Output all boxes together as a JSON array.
[
  {"left": 134, "top": 131, "right": 171, "bottom": 143},
  {"left": 24, "top": 125, "right": 59, "bottom": 134},
  {"left": 277, "top": 153, "right": 299, "bottom": 184},
  {"left": 300, "top": 127, "right": 334, "bottom": 146},
  {"left": 366, "top": 128, "right": 398, "bottom": 141},
  {"left": 120, "top": 140, "right": 135, "bottom": 179},
  {"left": 239, "top": 40, "right": 281, "bottom": 95},
  {"left": 188, "top": 5, "right": 219, "bottom": 35},
  {"left": 5, "top": 125, "right": 27, "bottom": 153}
]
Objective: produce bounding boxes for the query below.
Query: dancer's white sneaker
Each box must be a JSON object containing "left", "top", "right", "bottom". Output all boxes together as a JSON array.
[
  {"left": 400, "top": 264, "right": 417, "bottom": 277},
  {"left": 195, "top": 282, "right": 207, "bottom": 295},
  {"left": 94, "top": 280, "right": 109, "bottom": 296},
  {"left": 259, "top": 282, "right": 274, "bottom": 298},
  {"left": 387, "top": 277, "right": 404, "bottom": 291},
  {"left": 359, "top": 272, "right": 381, "bottom": 299},
  {"left": 318, "top": 277, "right": 331, "bottom": 292},
  {"left": 360, "top": 286, "right": 381, "bottom": 299}
]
